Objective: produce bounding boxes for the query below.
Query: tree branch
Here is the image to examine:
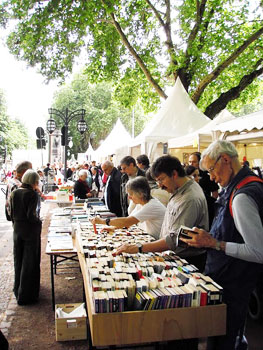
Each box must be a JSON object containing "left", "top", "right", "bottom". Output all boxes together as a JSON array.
[
  {"left": 180, "top": 0, "right": 208, "bottom": 88},
  {"left": 205, "top": 62, "right": 263, "bottom": 119},
  {"left": 145, "top": 0, "right": 177, "bottom": 66},
  {"left": 192, "top": 25, "right": 263, "bottom": 104},
  {"left": 101, "top": 1, "right": 167, "bottom": 99}
]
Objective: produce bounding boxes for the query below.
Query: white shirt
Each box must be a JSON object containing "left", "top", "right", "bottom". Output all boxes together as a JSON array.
[{"left": 130, "top": 198, "right": 166, "bottom": 240}]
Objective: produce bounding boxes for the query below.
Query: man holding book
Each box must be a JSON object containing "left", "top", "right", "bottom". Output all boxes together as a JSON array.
[
  {"left": 116, "top": 155, "right": 209, "bottom": 350},
  {"left": 117, "top": 155, "right": 209, "bottom": 271},
  {"left": 180, "top": 140, "right": 263, "bottom": 350}
]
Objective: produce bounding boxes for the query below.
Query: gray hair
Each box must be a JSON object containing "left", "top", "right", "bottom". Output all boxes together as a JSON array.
[
  {"left": 78, "top": 169, "right": 87, "bottom": 177},
  {"left": 22, "top": 169, "right": 40, "bottom": 185},
  {"left": 126, "top": 176, "right": 151, "bottom": 202},
  {"left": 200, "top": 140, "right": 238, "bottom": 170},
  {"left": 15, "top": 161, "right": 32, "bottom": 175}
]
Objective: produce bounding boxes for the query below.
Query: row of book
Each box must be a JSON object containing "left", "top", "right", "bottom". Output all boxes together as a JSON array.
[{"left": 93, "top": 280, "right": 222, "bottom": 313}]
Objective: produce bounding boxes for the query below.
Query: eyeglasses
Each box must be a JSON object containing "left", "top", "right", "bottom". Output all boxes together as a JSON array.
[
  {"left": 207, "top": 155, "right": 221, "bottom": 174},
  {"left": 156, "top": 174, "right": 169, "bottom": 184}
]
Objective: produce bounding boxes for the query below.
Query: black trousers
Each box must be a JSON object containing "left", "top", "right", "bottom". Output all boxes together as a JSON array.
[
  {"left": 13, "top": 230, "right": 41, "bottom": 304},
  {"left": 0, "top": 330, "right": 9, "bottom": 350}
]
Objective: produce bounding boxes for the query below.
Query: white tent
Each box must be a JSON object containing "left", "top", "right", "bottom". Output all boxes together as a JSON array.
[
  {"left": 130, "top": 78, "right": 210, "bottom": 161},
  {"left": 85, "top": 144, "right": 95, "bottom": 162},
  {"left": 210, "top": 109, "right": 263, "bottom": 167},
  {"left": 211, "top": 109, "right": 263, "bottom": 134},
  {"left": 168, "top": 109, "right": 235, "bottom": 149},
  {"left": 93, "top": 118, "right": 132, "bottom": 164}
]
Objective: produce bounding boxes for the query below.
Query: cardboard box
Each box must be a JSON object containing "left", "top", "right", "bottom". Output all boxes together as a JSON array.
[{"left": 55, "top": 303, "right": 87, "bottom": 341}]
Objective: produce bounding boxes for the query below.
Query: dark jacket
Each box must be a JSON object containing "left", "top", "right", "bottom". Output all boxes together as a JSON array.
[
  {"left": 104, "top": 167, "right": 122, "bottom": 217},
  {"left": 74, "top": 179, "right": 90, "bottom": 199},
  {"left": 10, "top": 184, "right": 42, "bottom": 240},
  {"left": 120, "top": 167, "right": 145, "bottom": 217}
]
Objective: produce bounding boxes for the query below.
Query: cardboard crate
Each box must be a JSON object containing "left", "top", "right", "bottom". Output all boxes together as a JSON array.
[{"left": 55, "top": 303, "right": 87, "bottom": 341}]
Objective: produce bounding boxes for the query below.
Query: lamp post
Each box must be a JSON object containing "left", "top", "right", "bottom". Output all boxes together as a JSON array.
[{"left": 46, "top": 107, "right": 87, "bottom": 182}]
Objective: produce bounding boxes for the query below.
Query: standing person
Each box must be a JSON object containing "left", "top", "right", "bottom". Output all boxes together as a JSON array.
[
  {"left": 73, "top": 170, "right": 92, "bottom": 199},
  {"left": 117, "top": 155, "right": 208, "bottom": 269},
  {"left": 185, "top": 164, "right": 215, "bottom": 228},
  {"left": 43, "top": 163, "right": 51, "bottom": 177},
  {"left": 120, "top": 156, "right": 145, "bottom": 217},
  {"left": 145, "top": 168, "right": 171, "bottom": 207},
  {"left": 181, "top": 140, "right": 263, "bottom": 350},
  {"left": 189, "top": 151, "right": 219, "bottom": 199},
  {"left": 136, "top": 154, "right": 150, "bottom": 173},
  {"left": 101, "top": 160, "right": 122, "bottom": 217},
  {"left": 116, "top": 155, "right": 209, "bottom": 350},
  {"left": 5, "top": 161, "right": 32, "bottom": 221},
  {"left": 10, "top": 170, "right": 42, "bottom": 305},
  {"left": 90, "top": 166, "right": 103, "bottom": 197},
  {"left": 185, "top": 165, "right": 200, "bottom": 183},
  {"left": 92, "top": 176, "right": 166, "bottom": 239}
]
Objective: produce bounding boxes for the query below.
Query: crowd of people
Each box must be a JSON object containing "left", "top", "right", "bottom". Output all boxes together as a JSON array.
[{"left": 2, "top": 140, "right": 263, "bottom": 350}]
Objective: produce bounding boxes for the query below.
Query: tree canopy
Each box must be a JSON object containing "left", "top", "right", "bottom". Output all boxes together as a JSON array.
[
  {"left": 1, "top": 0, "right": 263, "bottom": 118},
  {"left": 0, "top": 89, "right": 30, "bottom": 161},
  {"left": 51, "top": 72, "right": 150, "bottom": 155}
]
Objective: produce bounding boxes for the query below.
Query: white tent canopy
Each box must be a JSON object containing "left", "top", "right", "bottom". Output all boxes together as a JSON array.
[
  {"left": 130, "top": 78, "right": 210, "bottom": 159},
  {"left": 211, "top": 109, "right": 263, "bottom": 133},
  {"left": 93, "top": 118, "right": 132, "bottom": 162},
  {"left": 168, "top": 109, "right": 235, "bottom": 148},
  {"left": 210, "top": 109, "right": 263, "bottom": 144},
  {"left": 131, "top": 77, "right": 210, "bottom": 145}
]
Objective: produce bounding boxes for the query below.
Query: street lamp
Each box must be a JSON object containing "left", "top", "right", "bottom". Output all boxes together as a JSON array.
[{"left": 46, "top": 107, "right": 87, "bottom": 181}]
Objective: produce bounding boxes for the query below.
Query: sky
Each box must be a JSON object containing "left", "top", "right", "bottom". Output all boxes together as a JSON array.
[{"left": 0, "top": 33, "right": 60, "bottom": 138}]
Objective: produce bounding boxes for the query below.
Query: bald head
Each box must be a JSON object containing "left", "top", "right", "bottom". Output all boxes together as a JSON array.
[{"left": 102, "top": 160, "right": 114, "bottom": 176}]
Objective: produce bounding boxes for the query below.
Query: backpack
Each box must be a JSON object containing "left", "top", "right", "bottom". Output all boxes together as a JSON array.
[{"left": 229, "top": 176, "right": 263, "bottom": 217}]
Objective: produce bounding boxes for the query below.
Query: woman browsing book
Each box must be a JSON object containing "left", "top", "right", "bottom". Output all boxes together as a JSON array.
[{"left": 91, "top": 176, "right": 166, "bottom": 240}]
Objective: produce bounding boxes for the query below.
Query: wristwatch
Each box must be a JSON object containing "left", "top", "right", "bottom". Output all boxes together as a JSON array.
[
  {"left": 105, "top": 218, "right": 111, "bottom": 226},
  {"left": 137, "top": 243, "right": 143, "bottom": 254},
  {"left": 215, "top": 240, "right": 221, "bottom": 251}
]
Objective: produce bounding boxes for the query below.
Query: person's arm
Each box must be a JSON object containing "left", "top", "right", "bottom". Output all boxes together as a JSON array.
[
  {"left": 228, "top": 193, "right": 263, "bottom": 263},
  {"left": 91, "top": 215, "right": 139, "bottom": 229},
  {"left": 181, "top": 194, "right": 263, "bottom": 264},
  {"left": 116, "top": 238, "right": 169, "bottom": 255}
]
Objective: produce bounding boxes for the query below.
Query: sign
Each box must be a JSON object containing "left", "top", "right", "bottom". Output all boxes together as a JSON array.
[{"left": 36, "top": 127, "right": 45, "bottom": 139}]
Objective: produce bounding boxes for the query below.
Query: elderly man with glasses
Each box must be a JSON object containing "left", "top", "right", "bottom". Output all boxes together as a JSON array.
[{"left": 181, "top": 140, "right": 263, "bottom": 350}]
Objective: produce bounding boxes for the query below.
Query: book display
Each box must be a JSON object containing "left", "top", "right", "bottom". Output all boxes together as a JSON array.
[
  {"left": 77, "top": 222, "right": 223, "bottom": 313},
  {"left": 47, "top": 205, "right": 226, "bottom": 347}
]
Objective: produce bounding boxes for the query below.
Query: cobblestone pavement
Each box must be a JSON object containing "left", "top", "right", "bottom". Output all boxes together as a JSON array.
[
  {"left": 0, "top": 192, "right": 50, "bottom": 338},
  {"left": 0, "top": 184, "right": 14, "bottom": 333}
]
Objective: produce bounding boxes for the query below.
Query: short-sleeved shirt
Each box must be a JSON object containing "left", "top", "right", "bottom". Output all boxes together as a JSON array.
[{"left": 131, "top": 198, "right": 166, "bottom": 240}]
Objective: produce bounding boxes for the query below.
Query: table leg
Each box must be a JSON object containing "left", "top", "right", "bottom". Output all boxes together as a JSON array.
[
  {"left": 54, "top": 255, "right": 57, "bottom": 274},
  {"left": 50, "top": 255, "right": 55, "bottom": 310}
]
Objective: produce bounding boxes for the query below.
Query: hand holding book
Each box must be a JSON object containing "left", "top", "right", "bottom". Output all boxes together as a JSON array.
[{"left": 179, "top": 226, "right": 218, "bottom": 249}]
